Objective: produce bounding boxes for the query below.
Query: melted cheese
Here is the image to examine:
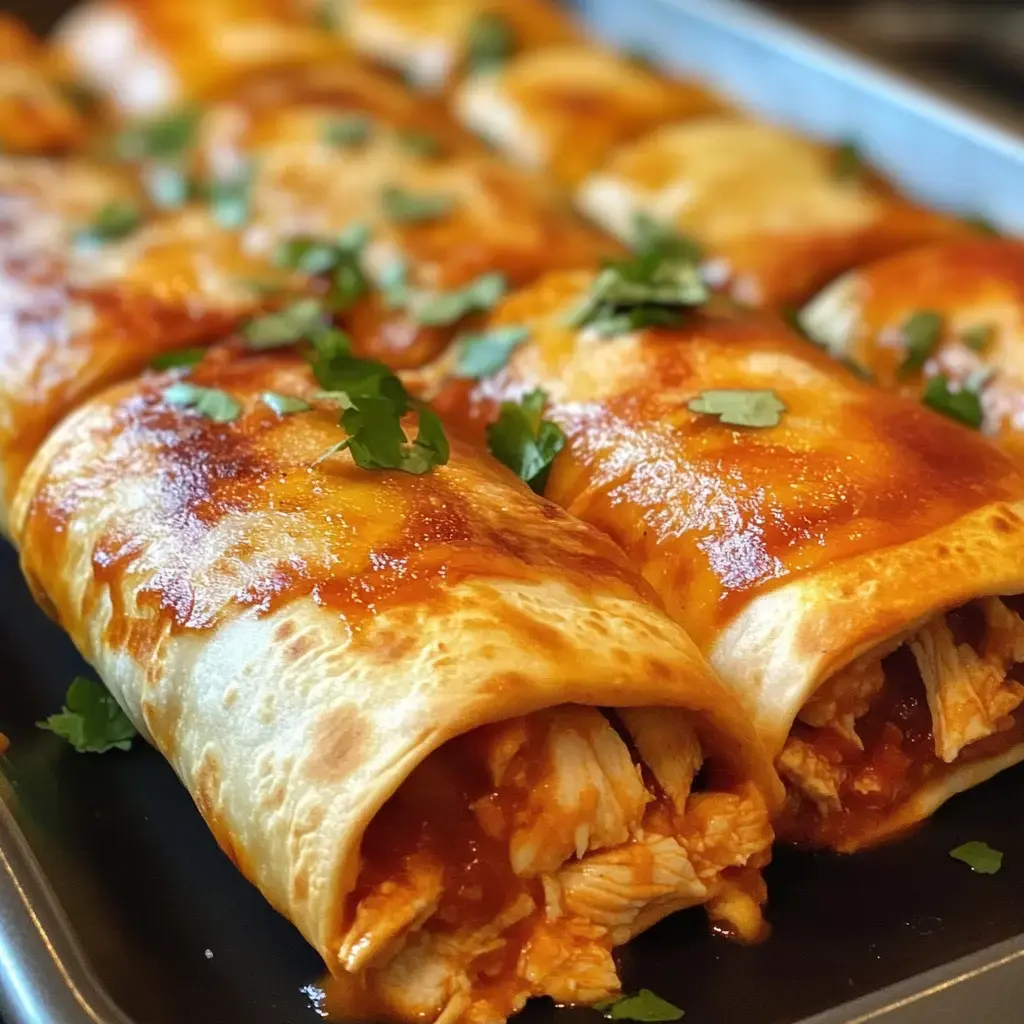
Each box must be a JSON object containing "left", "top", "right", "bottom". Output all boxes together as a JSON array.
[
  {"left": 456, "top": 45, "right": 722, "bottom": 185},
  {"left": 55, "top": 0, "right": 346, "bottom": 114},
  {"left": 577, "top": 118, "right": 880, "bottom": 247},
  {"left": 0, "top": 17, "right": 87, "bottom": 153},
  {"left": 339, "top": 0, "right": 578, "bottom": 90}
]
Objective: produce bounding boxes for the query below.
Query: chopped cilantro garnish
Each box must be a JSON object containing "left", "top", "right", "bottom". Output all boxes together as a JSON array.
[
  {"left": 466, "top": 12, "right": 516, "bottom": 73},
  {"left": 150, "top": 347, "right": 206, "bottom": 370},
  {"left": 322, "top": 115, "right": 372, "bottom": 148},
  {"left": 415, "top": 272, "right": 506, "bottom": 326},
  {"left": 834, "top": 139, "right": 862, "bottom": 181},
  {"left": 922, "top": 374, "right": 984, "bottom": 429},
  {"left": 567, "top": 247, "right": 707, "bottom": 337},
  {"left": 379, "top": 259, "right": 410, "bottom": 309},
  {"left": 632, "top": 212, "right": 702, "bottom": 263},
  {"left": 74, "top": 202, "right": 142, "bottom": 248},
  {"left": 262, "top": 392, "right": 311, "bottom": 416},
  {"left": 963, "top": 214, "right": 1001, "bottom": 237},
  {"left": 272, "top": 230, "right": 369, "bottom": 310},
  {"left": 206, "top": 165, "right": 253, "bottom": 229},
  {"left": 962, "top": 323, "right": 995, "bottom": 352},
  {"left": 397, "top": 129, "right": 442, "bottom": 158},
  {"left": 950, "top": 841, "right": 1003, "bottom": 874},
  {"left": 381, "top": 184, "right": 454, "bottom": 223},
  {"left": 595, "top": 990, "right": 684, "bottom": 1022},
  {"left": 454, "top": 325, "right": 529, "bottom": 378},
  {"left": 37, "top": 677, "right": 136, "bottom": 754},
  {"left": 687, "top": 389, "right": 787, "bottom": 428},
  {"left": 163, "top": 382, "right": 242, "bottom": 423},
  {"left": 310, "top": 338, "right": 450, "bottom": 474},
  {"left": 486, "top": 388, "right": 565, "bottom": 493},
  {"left": 244, "top": 299, "right": 331, "bottom": 350},
  {"left": 143, "top": 163, "right": 193, "bottom": 209},
  {"left": 113, "top": 107, "right": 199, "bottom": 161},
  {"left": 897, "top": 310, "right": 944, "bottom": 378}
]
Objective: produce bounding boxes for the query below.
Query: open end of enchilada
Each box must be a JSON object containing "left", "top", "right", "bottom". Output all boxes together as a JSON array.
[
  {"left": 432, "top": 267, "right": 1024, "bottom": 856},
  {"left": 11, "top": 349, "right": 779, "bottom": 1024},
  {"left": 778, "top": 597, "right": 1024, "bottom": 849},
  {"left": 343, "top": 706, "right": 770, "bottom": 1023}
]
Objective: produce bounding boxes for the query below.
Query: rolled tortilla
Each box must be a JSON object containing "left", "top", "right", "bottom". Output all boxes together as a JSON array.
[
  {"left": 799, "top": 238, "right": 1024, "bottom": 465},
  {"left": 436, "top": 270, "right": 1024, "bottom": 851},
  {"left": 576, "top": 118, "right": 971, "bottom": 308},
  {"left": 12, "top": 349, "right": 780, "bottom": 1023},
  {"left": 321, "top": 0, "right": 581, "bottom": 92},
  {"left": 0, "top": 16, "right": 89, "bottom": 154},
  {"left": 52, "top": 0, "right": 347, "bottom": 115},
  {"left": 0, "top": 57, "right": 610, "bottom": 528},
  {"left": 454, "top": 44, "right": 723, "bottom": 186},
  {"left": 0, "top": 156, "right": 300, "bottom": 532}
]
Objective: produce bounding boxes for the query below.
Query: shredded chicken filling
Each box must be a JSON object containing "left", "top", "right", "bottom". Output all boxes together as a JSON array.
[
  {"left": 780, "top": 597, "right": 1024, "bottom": 843},
  {"left": 339, "top": 705, "right": 772, "bottom": 1024}
]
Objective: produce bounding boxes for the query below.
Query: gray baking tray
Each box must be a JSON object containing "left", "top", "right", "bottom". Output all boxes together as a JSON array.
[{"left": 4, "top": 1, "right": 1024, "bottom": 1022}]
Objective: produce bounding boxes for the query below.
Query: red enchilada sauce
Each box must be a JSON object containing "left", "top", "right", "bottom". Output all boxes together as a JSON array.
[{"left": 779, "top": 627, "right": 1024, "bottom": 849}]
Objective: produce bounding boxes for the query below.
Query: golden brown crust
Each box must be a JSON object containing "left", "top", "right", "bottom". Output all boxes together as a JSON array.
[
  {"left": 576, "top": 119, "right": 971, "bottom": 308},
  {"left": 455, "top": 43, "right": 724, "bottom": 185},
  {"left": 11, "top": 348, "right": 781, "bottom": 963},
  {"left": 0, "top": 16, "right": 89, "bottom": 154},
  {"left": 802, "top": 238, "right": 1024, "bottom": 464},
  {"left": 439, "top": 271, "right": 1024, "bottom": 648}
]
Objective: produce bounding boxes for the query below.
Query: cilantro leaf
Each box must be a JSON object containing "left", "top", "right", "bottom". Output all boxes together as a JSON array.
[
  {"left": 567, "top": 248, "right": 707, "bottom": 337},
  {"left": 950, "top": 841, "right": 1003, "bottom": 874},
  {"left": 454, "top": 325, "right": 529, "bottom": 378},
  {"left": 142, "top": 163, "right": 194, "bottom": 210},
  {"left": 113, "top": 107, "right": 199, "bottom": 161},
  {"left": 309, "top": 344, "right": 449, "bottom": 475},
  {"left": 415, "top": 272, "right": 506, "bottom": 326},
  {"left": 486, "top": 388, "right": 565, "bottom": 493},
  {"left": 397, "top": 129, "right": 442, "bottom": 158},
  {"left": 163, "top": 382, "right": 242, "bottom": 423},
  {"left": 74, "top": 202, "right": 143, "bottom": 248},
  {"left": 379, "top": 259, "right": 410, "bottom": 309},
  {"left": 922, "top": 374, "right": 984, "bottom": 429},
  {"left": 244, "top": 299, "right": 330, "bottom": 349},
  {"left": 963, "top": 214, "right": 1001, "bottom": 237},
  {"left": 834, "top": 139, "right": 862, "bottom": 181},
  {"left": 37, "top": 677, "right": 136, "bottom": 754},
  {"left": 150, "top": 347, "right": 207, "bottom": 370},
  {"left": 323, "top": 115, "right": 372, "bottom": 148},
  {"left": 205, "top": 165, "right": 253, "bottom": 229},
  {"left": 687, "top": 389, "right": 787, "bottom": 428},
  {"left": 272, "top": 231, "right": 369, "bottom": 310},
  {"left": 262, "top": 392, "right": 311, "bottom": 416},
  {"left": 381, "top": 185, "right": 454, "bottom": 223},
  {"left": 467, "top": 12, "right": 516, "bottom": 73},
  {"left": 962, "top": 323, "right": 995, "bottom": 352},
  {"left": 632, "top": 212, "right": 702, "bottom": 263},
  {"left": 595, "top": 990, "right": 684, "bottom": 1023},
  {"left": 897, "top": 310, "right": 944, "bottom": 378}
]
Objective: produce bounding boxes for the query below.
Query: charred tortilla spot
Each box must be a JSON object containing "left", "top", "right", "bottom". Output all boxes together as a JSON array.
[
  {"left": 305, "top": 704, "right": 368, "bottom": 782},
  {"left": 274, "top": 621, "right": 297, "bottom": 642},
  {"left": 286, "top": 633, "right": 316, "bottom": 663}
]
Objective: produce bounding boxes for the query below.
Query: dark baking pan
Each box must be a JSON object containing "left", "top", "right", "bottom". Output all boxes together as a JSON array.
[{"left": 5, "top": 1, "right": 1024, "bottom": 1023}]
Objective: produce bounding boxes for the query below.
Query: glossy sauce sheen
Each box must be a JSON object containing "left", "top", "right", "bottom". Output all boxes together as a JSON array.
[
  {"left": 440, "top": 272, "right": 1024, "bottom": 649},
  {"left": 818, "top": 239, "right": 1024, "bottom": 462},
  {"left": 0, "top": 182, "right": 301, "bottom": 514},
  {"left": 19, "top": 351, "right": 647, "bottom": 662},
  {"left": 195, "top": 61, "right": 614, "bottom": 368},
  {"left": 0, "top": 17, "right": 87, "bottom": 153},
  {"left": 576, "top": 120, "right": 971, "bottom": 308}
]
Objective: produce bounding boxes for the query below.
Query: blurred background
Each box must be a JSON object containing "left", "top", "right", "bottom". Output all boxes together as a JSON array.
[{"left": 764, "top": 0, "right": 1024, "bottom": 131}]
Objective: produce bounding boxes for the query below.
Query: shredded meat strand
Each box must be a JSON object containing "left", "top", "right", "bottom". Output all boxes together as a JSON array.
[{"left": 338, "top": 706, "right": 773, "bottom": 1023}]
